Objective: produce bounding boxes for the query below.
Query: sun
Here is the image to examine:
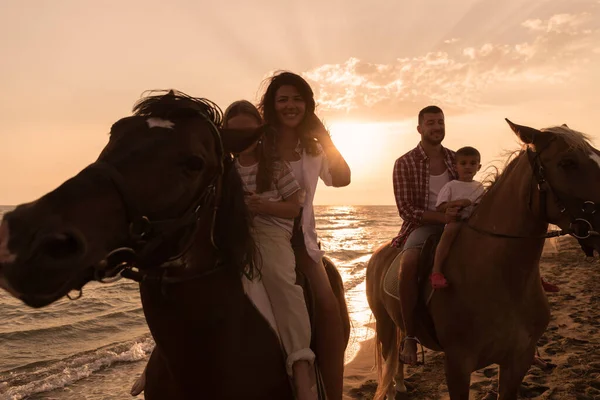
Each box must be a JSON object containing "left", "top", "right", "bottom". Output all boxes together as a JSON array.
[{"left": 328, "top": 122, "right": 386, "bottom": 174}]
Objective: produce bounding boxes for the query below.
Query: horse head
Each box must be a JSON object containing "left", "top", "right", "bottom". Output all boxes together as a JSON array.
[
  {"left": 506, "top": 119, "right": 600, "bottom": 256},
  {"left": 0, "top": 90, "right": 262, "bottom": 308}
]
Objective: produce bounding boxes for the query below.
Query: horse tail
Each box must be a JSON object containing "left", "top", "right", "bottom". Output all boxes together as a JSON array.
[{"left": 373, "top": 312, "right": 399, "bottom": 400}]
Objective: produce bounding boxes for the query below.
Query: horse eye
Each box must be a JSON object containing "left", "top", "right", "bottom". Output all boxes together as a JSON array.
[
  {"left": 182, "top": 156, "right": 205, "bottom": 171},
  {"left": 558, "top": 158, "right": 578, "bottom": 170}
]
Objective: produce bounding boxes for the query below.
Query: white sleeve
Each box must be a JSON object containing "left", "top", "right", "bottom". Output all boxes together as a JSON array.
[
  {"left": 436, "top": 182, "right": 452, "bottom": 207},
  {"left": 318, "top": 145, "right": 334, "bottom": 186}
]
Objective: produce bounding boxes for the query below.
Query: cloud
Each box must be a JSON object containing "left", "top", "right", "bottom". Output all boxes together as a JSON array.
[
  {"left": 522, "top": 13, "right": 591, "bottom": 33},
  {"left": 444, "top": 38, "right": 460, "bottom": 44},
  {"left": 302, "top": 12, "right": 599, "bottom": 120}
]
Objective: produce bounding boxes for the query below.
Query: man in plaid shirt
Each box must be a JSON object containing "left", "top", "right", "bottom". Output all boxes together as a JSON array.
[
  {"left": 392, "top": 105, "right": 458, "bottom": 364},
  {"left": 392, "top": 106, "right": 559, "bottom": 365}
]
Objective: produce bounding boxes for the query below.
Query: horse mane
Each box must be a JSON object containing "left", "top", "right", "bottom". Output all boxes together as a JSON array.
[
  {"left": 132, "top": 90, "right": 223, "bottom": 127},
  {"left": 215, "top": 157, "right": 259, "bottom": 279},
  {"left": 133, "top": 90, "right": 257, "bottom": 278},
  {"left": 540, "top": 125, "right": 591, "bottom": 150},
  {"left": 481, "top": 149, "right": 523, "bottom": 194},
  {"left": 482, "top": 124, "right": 592, "bottom": 195}
]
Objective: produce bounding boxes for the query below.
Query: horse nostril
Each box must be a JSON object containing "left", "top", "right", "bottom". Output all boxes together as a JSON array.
[{"left": 37, "top": 231, "right": 85, "bottom": 260}]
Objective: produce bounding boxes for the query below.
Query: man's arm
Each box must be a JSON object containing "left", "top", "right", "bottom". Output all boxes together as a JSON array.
[
  {"left": 422, "top": 209, "right": 454, "bottom": 224},
  {"left": 393, "top": 158, "right": 451, "bottom": 224}
]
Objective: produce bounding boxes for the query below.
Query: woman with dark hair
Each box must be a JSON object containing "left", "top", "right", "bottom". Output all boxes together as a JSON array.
[
  {"left": 225, "top": 100, "right": 316, "bottom": 400},
  {"left": 258, "top": 71, "right": 351, "bottom": 400}
]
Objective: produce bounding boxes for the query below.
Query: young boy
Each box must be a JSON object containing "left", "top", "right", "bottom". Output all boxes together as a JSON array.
[{"left": 430, "top": 146, "right": 484, "bottom": 289}]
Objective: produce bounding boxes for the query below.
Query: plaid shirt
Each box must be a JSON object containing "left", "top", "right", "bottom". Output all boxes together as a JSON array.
[{"left": 392, "top": 143, "right": 458, "bottom": 247}]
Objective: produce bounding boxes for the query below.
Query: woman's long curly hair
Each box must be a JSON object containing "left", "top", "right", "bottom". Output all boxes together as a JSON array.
[
  {"left": 258, "top": 71, "right": 321, "bottom": 156},
  {"left": 223, "top": 100, "right": 278, "bottom": 193}
]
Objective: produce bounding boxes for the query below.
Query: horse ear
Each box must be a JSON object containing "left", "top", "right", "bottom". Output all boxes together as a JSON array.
[
  {"left": 562, "top": 123, "right": 569, "bottom": 128},
  {"left": 505, "top": 118, "right": 543, "bottom": 145},
  {"left": 219, "top": 127, "right": 263, "bottom": 154}
]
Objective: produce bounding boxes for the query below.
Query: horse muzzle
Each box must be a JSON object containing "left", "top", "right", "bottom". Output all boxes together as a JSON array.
[{"left": 0, "top": 216, "right": 95, "bottom": 307}]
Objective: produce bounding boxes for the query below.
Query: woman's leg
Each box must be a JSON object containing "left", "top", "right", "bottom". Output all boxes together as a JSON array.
[
  {"left": 254, "top": 221, "right": 316, "bottom": 399},
  {"left": 431, "top": 222, "right": 460, "bottom": 289},
  {"left": 294, "top": 243, "right": 345, "bottom": 400}
]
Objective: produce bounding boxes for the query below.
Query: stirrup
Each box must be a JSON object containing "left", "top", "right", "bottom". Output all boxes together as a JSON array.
[{"left": 400, "top": 336, "right": 425, "bottom": 365}]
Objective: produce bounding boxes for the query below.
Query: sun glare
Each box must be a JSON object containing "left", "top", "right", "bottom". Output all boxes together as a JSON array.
[
  {"left": 327, "top": 121, "right": 412, "bottom": 178},
  {"left": 328, "top": 122, "right": 383, "bottom": 174}
]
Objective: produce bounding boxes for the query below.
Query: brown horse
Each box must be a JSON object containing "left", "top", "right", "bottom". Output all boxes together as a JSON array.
[
  {"left": 0, "top": 91, "right": 350, "bottom": 399},
  {"left": 367, "top": 120, "right": 600, "bottom": 399}
]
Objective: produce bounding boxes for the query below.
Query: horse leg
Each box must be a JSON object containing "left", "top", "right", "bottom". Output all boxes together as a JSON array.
[
  {"left": 444, "top": 352, "right": 474, "bottom": 400},
  {"left": 394, "top": 355, "right": 407, "bottom": 395},
  {"left": 143, "top": 345, "right": 185, "bottom": 400},
  {"left": 498, "top": 346, "right": 536, "bottom": 400},
  {"left": 323, "top": 257, "right": 351, "bottom": 347}
]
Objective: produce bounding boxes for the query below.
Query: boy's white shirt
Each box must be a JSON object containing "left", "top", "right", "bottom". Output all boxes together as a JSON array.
[{"left": 436, "top": 179, "right": 485, "bottom": 218}]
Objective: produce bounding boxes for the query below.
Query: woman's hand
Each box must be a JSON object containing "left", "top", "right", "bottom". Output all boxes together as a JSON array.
[
  {"left": 305, "top": 114, "right": 331, "bottom": 143},
  {"left": 244, "top": 192, "right": 263, "bottom": 214}
]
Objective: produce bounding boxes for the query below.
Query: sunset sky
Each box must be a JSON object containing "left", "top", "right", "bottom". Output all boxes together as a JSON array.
[{"left": 1, "top": 0, "right": 599, "bottom": 205}]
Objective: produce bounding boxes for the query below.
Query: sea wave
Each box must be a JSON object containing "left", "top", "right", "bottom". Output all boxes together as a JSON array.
[{"left": 0, "top": 336, "right": 154, "bottom": 400}]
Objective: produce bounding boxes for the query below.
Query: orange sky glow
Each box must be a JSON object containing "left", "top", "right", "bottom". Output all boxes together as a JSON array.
[{"left": 1, "top": 0, "right": 599, "bottom": 205}]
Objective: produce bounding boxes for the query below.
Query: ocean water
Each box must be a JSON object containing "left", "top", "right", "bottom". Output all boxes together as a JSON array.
[{"left": 0, "top": 205, "right": 401, "bottom": 400}]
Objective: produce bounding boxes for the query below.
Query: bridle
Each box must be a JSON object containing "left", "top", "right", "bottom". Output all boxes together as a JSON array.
[
  {"left": 68, "top": 113, "right": 227, "bottom": 300},
  {"left": 467, "top": 139, "right": 600, "bottom": 251}
]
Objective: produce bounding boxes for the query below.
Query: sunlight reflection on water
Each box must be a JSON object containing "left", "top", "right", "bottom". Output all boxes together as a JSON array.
[{"left": 314, "top": 206, "right": 402, "bottom": 363}]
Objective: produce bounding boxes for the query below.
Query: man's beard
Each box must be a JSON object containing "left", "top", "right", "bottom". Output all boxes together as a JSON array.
[{"left": 423, "top": 131, "right": 445, "bottom": 145}]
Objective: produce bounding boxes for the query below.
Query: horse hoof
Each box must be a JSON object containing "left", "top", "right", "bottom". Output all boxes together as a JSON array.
[{"left": 395, "top": 381, "right": 407, "bottom": 393}]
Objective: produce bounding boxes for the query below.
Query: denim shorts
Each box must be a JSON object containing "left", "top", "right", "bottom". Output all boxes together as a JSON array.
[{"left": 401, "top": 224, "right": 444, "bottom": 252}]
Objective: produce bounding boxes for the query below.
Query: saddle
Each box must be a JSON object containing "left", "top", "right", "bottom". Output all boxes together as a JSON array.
[
  {"left": 383, "top": 232, "right": 442, "bottom": 300},
  {"left": 383, "top": 232, "right": 442, "bottom": 348}
]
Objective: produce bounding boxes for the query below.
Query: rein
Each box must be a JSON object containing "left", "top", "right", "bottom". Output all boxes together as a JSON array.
[
  {"left": 86, "top": 113, "right": 227, "bottom": 287},
  {"left": 466, "top": 141, "right": 600, "bottom": 243}
]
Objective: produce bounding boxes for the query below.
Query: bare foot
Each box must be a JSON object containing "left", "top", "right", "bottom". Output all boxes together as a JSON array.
[
  {"left": 399, "top": 338, "right": 418, "bottom": 365},
  {"left": 130, "top": 372, "right": 146, "bottom": 397}
]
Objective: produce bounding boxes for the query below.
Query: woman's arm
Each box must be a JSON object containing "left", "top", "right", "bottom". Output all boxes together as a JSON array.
[
  {"left": 319, "top": 135, "right": 351, "bottom": 187},
  {"left": 308, "top": 114, "right": 351, "bottom": 187},
  {"left": 245, "top": 191, "right": 302, "bottom": 219}
]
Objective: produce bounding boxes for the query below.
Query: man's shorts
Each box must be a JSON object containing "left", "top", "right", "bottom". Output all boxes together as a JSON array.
[{"left": 401, "top": 224, "right": 444, "bottom": 252}]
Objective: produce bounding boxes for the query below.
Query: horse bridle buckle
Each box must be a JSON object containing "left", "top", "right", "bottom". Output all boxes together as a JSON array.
[
  {"left": 96, "top": 247, "right": 137, "bottom": 283},
  {"left": 570, "top": 218, "right": 598, "bottom": 240},
  {"left": 582, "top": 201, "right": 597, "bottom": 215}
]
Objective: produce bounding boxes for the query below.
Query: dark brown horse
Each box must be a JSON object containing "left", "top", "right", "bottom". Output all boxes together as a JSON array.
[
  {"left": 367, "top": 120, "right": 600, "bottom": 399},
  {"left": 0, "top": 91, "right": 350, "bottom": 399}
]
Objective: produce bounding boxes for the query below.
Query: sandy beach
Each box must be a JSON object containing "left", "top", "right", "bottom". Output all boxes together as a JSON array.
[{"left": 342, "top": 236, "right": 600, "bottom": 400}]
